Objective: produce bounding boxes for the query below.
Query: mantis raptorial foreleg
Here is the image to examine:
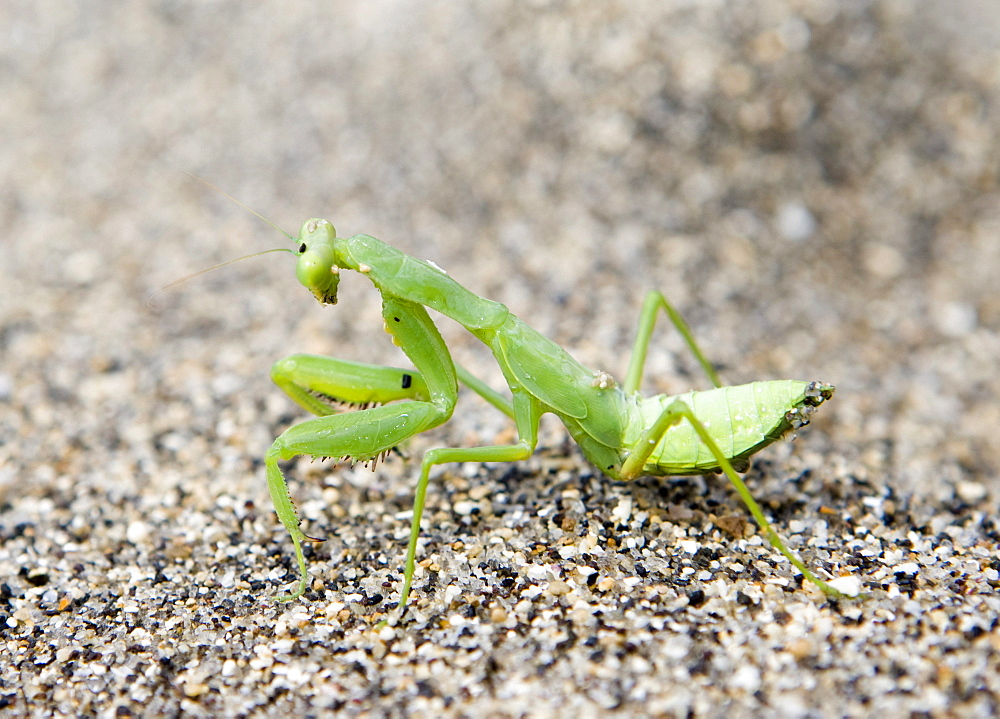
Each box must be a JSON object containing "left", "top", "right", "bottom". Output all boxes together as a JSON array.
[
  {"left": 266, "top": 298, "right": 458, "bottom": 600},
  {"left": 271, "top": 354, "right": 432, "bottom": 415},
  {"left": 265, "top": 295, "right": 545, "bottom": 603}
]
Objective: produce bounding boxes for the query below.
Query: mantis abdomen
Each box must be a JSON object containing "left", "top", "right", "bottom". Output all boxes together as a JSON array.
[{"left": 636, "top": 380, "right": 830, "bottom": 476}]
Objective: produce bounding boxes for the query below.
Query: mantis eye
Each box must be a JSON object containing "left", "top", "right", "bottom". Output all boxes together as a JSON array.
[{"left": 299, "top": 243, "right": 307, "bottom": 253}]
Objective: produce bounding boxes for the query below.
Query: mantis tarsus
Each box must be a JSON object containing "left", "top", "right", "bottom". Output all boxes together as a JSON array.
[{"left": 258, "top": 218, "right": 846, "bottom": 610}]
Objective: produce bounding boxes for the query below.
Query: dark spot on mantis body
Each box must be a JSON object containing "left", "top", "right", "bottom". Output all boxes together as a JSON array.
[
  {"left": 402, "top": 373, "right": 412, "bottom": 389},
  {"left": 393, "top": 316, "right": 401, "bottom": 322}
]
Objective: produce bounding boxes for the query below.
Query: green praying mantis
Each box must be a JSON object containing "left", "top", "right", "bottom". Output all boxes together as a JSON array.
[{"left": 258, "top": 217, "right": 848, "bottom": 610}]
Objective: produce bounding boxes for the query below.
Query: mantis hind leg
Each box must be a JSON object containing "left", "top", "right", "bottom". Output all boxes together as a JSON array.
[
  {"left": 620, "top": 398, "right": 848, "bottom": 599},
  {"left": 623, "top": 291, "right": 722, "bottom": 394}
]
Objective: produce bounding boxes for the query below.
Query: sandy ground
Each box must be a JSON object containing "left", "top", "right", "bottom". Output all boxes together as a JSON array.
[{"left": 2, "top": 2, "right": 999, "bottom": 716}]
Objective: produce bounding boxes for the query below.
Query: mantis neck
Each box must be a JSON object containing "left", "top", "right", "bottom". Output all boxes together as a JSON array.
[{"left": 339, "top": 233, "right": 510, "bottom": 330}]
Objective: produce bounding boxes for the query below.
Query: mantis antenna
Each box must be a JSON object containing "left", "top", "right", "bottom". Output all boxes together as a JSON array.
[
  {"left": 147, "top": 173, "right": 300, "bottom": 308},
  {"left": 145, "top": 247, "right": 294, "bottom": 308}
]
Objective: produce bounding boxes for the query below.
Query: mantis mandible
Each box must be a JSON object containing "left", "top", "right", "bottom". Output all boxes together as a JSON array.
[{"left": 260, "top": 218, "right": 846, "bottom": 610}]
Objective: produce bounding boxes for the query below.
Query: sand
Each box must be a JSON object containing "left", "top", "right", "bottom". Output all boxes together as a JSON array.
[{"left": 2, "top": 2, "right": 998, "bottom": 716}]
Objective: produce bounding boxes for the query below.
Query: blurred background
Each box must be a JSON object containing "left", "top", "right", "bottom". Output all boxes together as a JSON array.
[{"left": 2, "top": 1, "right": 999, "bottom": 715}]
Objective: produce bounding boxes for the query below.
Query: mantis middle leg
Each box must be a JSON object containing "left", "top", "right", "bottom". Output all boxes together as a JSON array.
[{"left": 395, "top": 390, "right": 541, "bottom": 609}]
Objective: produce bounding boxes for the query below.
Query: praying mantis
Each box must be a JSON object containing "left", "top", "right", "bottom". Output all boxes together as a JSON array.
[{"left": 261, "top": 217, "right": 848, "bottom": 610}]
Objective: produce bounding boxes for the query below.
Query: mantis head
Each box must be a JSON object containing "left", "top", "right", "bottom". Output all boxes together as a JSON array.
[{"left": 296, "top": 218, "right": 341, "bottom": 305}]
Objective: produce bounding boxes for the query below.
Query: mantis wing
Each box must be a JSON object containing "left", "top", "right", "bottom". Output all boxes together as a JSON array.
[
  {"left": 495, "top": 317, "right": 625, "bottom": 448},
  {"left": 495, "top": 317, "right": 588, "bottom": 416}
]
